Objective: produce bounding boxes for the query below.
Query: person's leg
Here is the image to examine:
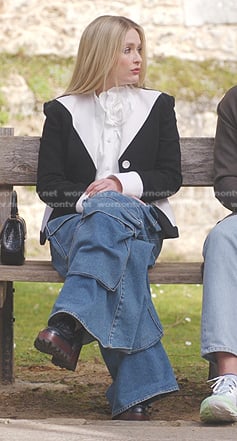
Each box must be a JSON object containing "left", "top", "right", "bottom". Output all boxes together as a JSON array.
[
  {"left": 34, "top": 193, "right": 177, "bottom": 420},
  {"left": 34, "top": 312, "right": 84, "bottom": 371},
  {"left": 99, "top": 340, "right": 179, "bottom": 420},
  {"left": 217, "top": 352, "right": 237, "bottom": 376},
  {"left": 34, "top": 192, "right": 164, "bottom": 368},
  {"left": 201, "top": 214, "right": 237, "bottom": 366},
  {"left": 200, "top": 214, "right": 237, "bottom": 422}
]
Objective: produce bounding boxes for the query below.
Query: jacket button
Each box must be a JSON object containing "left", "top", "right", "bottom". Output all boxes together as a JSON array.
[{"left": 122, "top": 160, "right": 130, "bottom": 169}]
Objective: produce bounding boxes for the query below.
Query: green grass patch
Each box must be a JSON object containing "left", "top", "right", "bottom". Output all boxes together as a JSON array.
[
  {"left": 14, "top": 281, "right": 208, "bottom": 381},
  {"left": 1, "top": 53, "right": 236, "bottom": 124},
  {"left": 0, "top": 54, "right": 74, "bottom": 102},
  {"left": 0, "top": 53, "right": 236, "bottom": 105},
  {"left": 151, "top": 283, "right": 207, "bottom": 381},
  {"left": 147, "top": 57, "right": 237, "bottom": 101},
  {"left": 14, "top": 281, "right": 101, "bottom": 366}
]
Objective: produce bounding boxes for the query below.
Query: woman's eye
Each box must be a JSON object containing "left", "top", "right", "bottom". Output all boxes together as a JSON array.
[{"left": 123, "top": 47, "right": 131, "bottom": 54}]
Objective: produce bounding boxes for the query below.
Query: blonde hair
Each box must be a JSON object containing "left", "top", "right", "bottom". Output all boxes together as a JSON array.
[{"left": 64, "top": 15, "right": 147, "bottom": 95}]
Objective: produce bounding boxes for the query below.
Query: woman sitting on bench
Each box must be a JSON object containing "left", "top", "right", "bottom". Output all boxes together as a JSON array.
[{"left": 34, "top": 15, "right": 182, "bottom": 420}]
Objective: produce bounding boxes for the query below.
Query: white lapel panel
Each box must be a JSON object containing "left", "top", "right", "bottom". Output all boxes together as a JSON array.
[
  {"left": 57, "top": 89, "right": 162, "bottom": 166},
  {"left": 57, "top": 94, "right": 103, "bottom": 167}
]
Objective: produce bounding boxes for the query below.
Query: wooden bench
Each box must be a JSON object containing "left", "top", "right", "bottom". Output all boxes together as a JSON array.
[{"left": 0, "top": 128, "right": 214, "bottom": 384}]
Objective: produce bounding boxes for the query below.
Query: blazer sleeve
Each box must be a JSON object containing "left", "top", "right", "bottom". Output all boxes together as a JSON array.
[
  {"left": 139, "top": 93, "right": 182, "bottom": 203},
  {"left": 214, "top": 86, "right": 237, "bottom": 211}
]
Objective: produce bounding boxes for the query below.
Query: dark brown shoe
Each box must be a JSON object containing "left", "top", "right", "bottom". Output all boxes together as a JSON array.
[
  {"left": 34, "top": 315, "right": 83, "bottom": 371},
  {"left": 113, "top": 404, "right": 150, "bottom": 421}
]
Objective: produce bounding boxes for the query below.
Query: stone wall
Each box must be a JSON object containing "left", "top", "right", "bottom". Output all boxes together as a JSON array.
[
  {"left": 0, "top": 0, "right": 236, "bottom": 60},
  {"left": 0, "top": 0, "right": 236, "bottom": 261}
]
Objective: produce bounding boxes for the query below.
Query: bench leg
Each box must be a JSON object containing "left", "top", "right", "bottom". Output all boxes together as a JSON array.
[{"left": 0, "top": 282, "right": 14, "bottom": 384}]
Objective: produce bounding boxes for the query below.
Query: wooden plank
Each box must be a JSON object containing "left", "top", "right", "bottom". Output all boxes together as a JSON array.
[
  {"left": 0, "top": 136, "right": 214, "bottom": 187},
  {"left": 0, "top": 129, "right": 13, "bottom": 231},
  {"left": 0, "top": 282, "right": 14, "bottom": 384},
  {"left": 0, "top": 260, "right": 203, "bottom": 285},
  {"left": 0, "top": 136, "right": 39, "bottom": 185},
  {"left": 149, "top": 261, "right": 203, "bottom": 284},
  {"left": 0, "top": 284, "right": 6, "bottom": 309},
  {"left": 0, "top": 186, "right": 13, "bottom": 230},
  {"left": 181, "top": 137, "right": 214, "bottom": 186},
  {"left": 0, "top": 260, "right": 63, "bottom": 283}
]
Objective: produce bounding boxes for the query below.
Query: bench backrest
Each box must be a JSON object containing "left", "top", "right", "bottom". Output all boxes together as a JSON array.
[
  {"left": 0, "top": 135, "right": 214, "bottom": 186},
  {"left": 0, "top": 132, "right": 215, "bottom": 225}
]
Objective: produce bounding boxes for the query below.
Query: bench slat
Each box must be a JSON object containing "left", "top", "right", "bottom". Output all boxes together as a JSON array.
[
  {"left": 181, "top": 137, "right": 214, "bottom": 186},
  {"left": 0, "top": 260, "right": 203, "bottom": 285},
  {"left": 0, "top": 137, "right": 38, "bottom": 185},
  {"left": 0, "top": 136, "right": 214, "bottom": 186},
  {"left": 149, "top": 261, "right": 203, "bottom": 284}
]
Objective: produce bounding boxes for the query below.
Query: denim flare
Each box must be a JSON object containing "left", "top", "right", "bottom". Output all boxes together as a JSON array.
[{"left": 45, "top": 191, "right": 178, "bottom": 416}]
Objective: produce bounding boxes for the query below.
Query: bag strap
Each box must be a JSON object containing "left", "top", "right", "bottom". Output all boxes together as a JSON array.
[{"left": 11, "top": 190, "right": 19, "bottom": 218}]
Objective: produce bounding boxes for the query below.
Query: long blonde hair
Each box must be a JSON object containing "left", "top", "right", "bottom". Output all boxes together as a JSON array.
[{"left": 64, "top": 15, "right": 147, "bottom": 95}]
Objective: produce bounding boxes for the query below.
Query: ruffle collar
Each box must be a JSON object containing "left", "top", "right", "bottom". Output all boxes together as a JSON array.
[{"left": 96, "top": 86, "right": 133, "bottom": 127}]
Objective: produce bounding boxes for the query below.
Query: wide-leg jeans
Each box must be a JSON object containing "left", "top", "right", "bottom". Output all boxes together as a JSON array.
[
  {"left": 45, "top": 191, "right": 178, "bottom": 416},
  {"left": 202, "top": 213, "right": 237, "bottom": 368}
]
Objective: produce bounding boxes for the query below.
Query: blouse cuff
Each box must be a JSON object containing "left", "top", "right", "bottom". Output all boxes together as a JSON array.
[
  {"left": 113, "top": 171, "right": 143, "bottom": 198},
  {"left": 76, "top": 192, "right": 89, "bottom": 213}
]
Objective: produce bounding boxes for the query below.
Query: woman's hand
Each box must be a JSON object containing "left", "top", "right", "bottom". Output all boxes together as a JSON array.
[{"left": 85, "top": 176, "right": 122, "bottom": 197}]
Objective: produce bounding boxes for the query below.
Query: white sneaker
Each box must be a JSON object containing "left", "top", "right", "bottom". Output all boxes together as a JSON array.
[{"left": 200, "top": 374, "right": 237, "bottom": 423}]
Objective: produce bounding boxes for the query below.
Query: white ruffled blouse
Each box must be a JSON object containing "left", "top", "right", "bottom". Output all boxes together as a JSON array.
[
  {"left": 94, "top": 86, "right": 133, "bottom": 180},
  {"left": 76, "top": 86, "right": 144, "bottom": 212}
]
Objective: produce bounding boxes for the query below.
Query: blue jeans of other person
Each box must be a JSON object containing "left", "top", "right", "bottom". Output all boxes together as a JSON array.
[
  {"left": 202, "top": 213, "right": 237, "bottom": 369},
  {"left": 46, "top": 191, "right": 178, "bottom": 416}
]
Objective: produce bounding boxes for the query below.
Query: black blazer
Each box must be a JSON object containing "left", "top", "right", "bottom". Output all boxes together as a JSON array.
[{"left": 37, "top": 89, "right": 182, "bottom": 221}]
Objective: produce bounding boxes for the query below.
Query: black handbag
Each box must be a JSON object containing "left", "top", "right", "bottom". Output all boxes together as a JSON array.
[{"left": 0, "top": 190, "right": 26, "bottom": 265}]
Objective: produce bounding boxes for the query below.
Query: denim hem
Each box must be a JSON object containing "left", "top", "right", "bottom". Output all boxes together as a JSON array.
[
  {"left": 49, "top": 310, "right": 162, "bottom": 353},
  {"left": 111, "top": 385, "right": 179, "bottom": 418},
  {"left": 202, "top": 346, "right": 237, "bottom": 363}
]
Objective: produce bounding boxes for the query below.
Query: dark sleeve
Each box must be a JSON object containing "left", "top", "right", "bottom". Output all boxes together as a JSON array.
[
  {"left": 140, "top": 93, "right": 182, "bottom": 203},
  {"left": 214, "top": 86, "right": 237, "bottom": 211},
  {"left": 36, "top": 100, "right": 87, "bottom": 211}
]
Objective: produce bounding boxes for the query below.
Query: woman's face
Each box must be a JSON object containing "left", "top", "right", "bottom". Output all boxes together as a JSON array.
[{"left": 106, "top": 28, "right": 142, "bottom": 90}]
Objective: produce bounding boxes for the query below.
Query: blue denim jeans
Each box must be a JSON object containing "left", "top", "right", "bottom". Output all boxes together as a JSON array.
[
  {"left": 46, "top": 191, "right": 178, "bottom": 416},
  {"left": 202, "top": 213, "right": 237, "bottom": 368}
]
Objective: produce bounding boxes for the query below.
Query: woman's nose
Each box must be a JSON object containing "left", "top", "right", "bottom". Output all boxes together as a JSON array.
[{"left": 134, "top": 51, "right": 142, "bottom": 63}]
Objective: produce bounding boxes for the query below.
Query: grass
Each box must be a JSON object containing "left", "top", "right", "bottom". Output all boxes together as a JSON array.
[
  {"left": 0, "top": 53, "right": 236, "bottom": 124},
  {"left": 147, "top": 57, "right": 237, "bottom": 101},
  {"left": 0, "top": 54, "right": 74, "bottom": 103},
  {"left": 14, "top": 281, "right": 208, "bottom": 382},
  {"left": 151, "top": 283, "right": 207, "bottom": 382}
]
